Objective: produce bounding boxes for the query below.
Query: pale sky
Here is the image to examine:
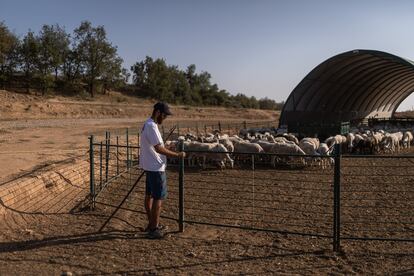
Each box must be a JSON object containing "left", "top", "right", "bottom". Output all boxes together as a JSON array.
[{"left": 1, "top": 0, "right": 414, "bottom": 110}]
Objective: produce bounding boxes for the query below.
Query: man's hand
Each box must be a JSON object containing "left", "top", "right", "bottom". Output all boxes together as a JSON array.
[
  {"left": 177, "top": 152, "right": 186, "bottom": 159},
  {"left": 154, "top": 144, "right": 186, "bottom": 159}
]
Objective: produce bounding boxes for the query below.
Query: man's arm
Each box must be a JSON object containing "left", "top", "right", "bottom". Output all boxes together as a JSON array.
[{"left": 154, "top": 144, "right": 186, "bottom": 158}]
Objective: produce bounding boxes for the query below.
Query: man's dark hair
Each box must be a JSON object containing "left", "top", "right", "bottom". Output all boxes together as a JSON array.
[{"left": 153, "top": 102, "right": 172, "bottom": 116}]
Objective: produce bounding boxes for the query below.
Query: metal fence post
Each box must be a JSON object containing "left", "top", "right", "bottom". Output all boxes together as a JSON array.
[
  {"left": 243, "top": 121, "right": 247, "bottom": 129},
  {"left": 204, "top": 124, "right": 207, "bottom": 134},
  {"left": 179, "top": 142, "right": 185, "bottom": 232},
  {"left": 105, "top": 131, "right": 109, "bottom": 182},
  {"left": 99, "top": 141, "right": 103, "bottom": 190},
  {"left": 116, "top": 136, "right": 119, "bottom": 175},
  {"left": 126, "top": 128, "right": 129, "bottom": 169},
  {"left": 108, "top": 131, "right": 111, "bottom": 164},
  {"left": 218, "top": 121, "right": 222, "bottom": 132},
  {"left": 137, "top": 132, "right": 140, "bottom": 166},
  {"left": 333, "top": 143, "right": 341, "bottom": 252},
  {"left": 177, "top": 123, "right": 180, "bottom": 137},
  {"left": 89, "top": 135, "right": 95, "bottom": 209},
  {"left": 252, "top": 154, "right": 255, "bottom": 225}
]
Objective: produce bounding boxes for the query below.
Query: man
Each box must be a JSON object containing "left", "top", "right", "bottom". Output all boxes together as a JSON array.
[{"left": 139, "top": 102, "right": 185, "bottom": 239}]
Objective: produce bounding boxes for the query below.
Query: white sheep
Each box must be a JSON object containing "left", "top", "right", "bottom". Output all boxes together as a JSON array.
[
  {"left": 269, "top": 142, "right": 306, "bottom": 167},
  {"left": 233, "top": 141, "right": 264, "bottom": 163},
  {"left": 402, "top": 131, "right": 413, "bottom": 148}
]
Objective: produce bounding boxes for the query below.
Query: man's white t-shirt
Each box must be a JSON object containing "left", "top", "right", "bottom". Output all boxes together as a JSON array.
[{"left": 139, "top": 118, "right": 166, "bottom": 172}]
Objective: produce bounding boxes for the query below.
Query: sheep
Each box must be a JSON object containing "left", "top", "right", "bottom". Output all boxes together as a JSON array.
[
  {"left": 182, "top": 141, "right": 216, "bottom": 167},
  {"left": 346, "top": 132, "right": 355, "bottom": 153},
  {"left": 299, "top": 137, "right": 328, "bottom": 167},
  {"left": 269, "top": 142, "right": 306, "bottom": 167},
  {"left": 207, "top": 143, "right": 234, "bottom": 169},
  {"left": 381, "top": 132, "right": 402, "bottom": 153},
  {"left": 183, "top": 141, "right": 233, "bottom": 169},
  {"left": 402, "top": 131, "right": 413, "bottom": 148},
  {"left": 299, "top": 138, "right": 320, "bottom": 155},
  {"left": 233, "top": 141, "right": 264, "bottom": 164},
  {"left": 233, "top": 141, "right": 264, "bottom": 153},
  {"left": 371, "top": 132, "right": 384, "bottom": 153},
  {"left": 218, "top": 138, "right": 234, "bottom": 153},
  {"left": 353, "top": 134, "right": 372, "bottom": 154},
  {"left": 284, "top": 133, "right": 299, "bottom": 145},
  {"left": 164, "top": 121, "right": 414, "bottom": 172},
  {"left": 255, "top": 140, "right": 275, "bottom": 153},
  {"left": 316, "top": 143, "right": 334, "bottom": 169},
  {"left": 274, "top": 136, "right": 289, "bottom": 144},
  {"left": 325, "top": 135, "right": 343, "bottom": 148}
]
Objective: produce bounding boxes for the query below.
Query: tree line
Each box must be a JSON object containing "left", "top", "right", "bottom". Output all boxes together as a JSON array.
[
  {"left": 0, "top": 21, "right": 284, "bottom": 110},
  {"left": 130, "top": 57, "right": 284, "bottom": 109}
]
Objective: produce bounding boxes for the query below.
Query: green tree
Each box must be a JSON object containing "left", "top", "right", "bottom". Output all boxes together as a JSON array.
[
  {"left": 36, "top": 25, "right": 60, "bottom": 94},
  {"left": 148, "top": 58, "right": 174, "bottom": 101},
  {"left": 101, "top": 55, "right": 126, "bottom": 93},
  {"left": 74, "top": 21, "right": 122, "bottom": 97},
  {"left": 61, "top": 46, "right": 84, "bottom": 94},
  {"left": 171, "top": 67, "right": 192, "bottom": 104},
  {"left": 185, "top": 64, "right": 203, "bottom": 104},
  {"left": 130, "top": 56, "right": 284, "bottom": 110},
  {"left": 131, "top": 56, "right": 175, "bottom": 101},
  {"left": 131, "top": 58, "right": 147, "bottom": 90},
  {"left": 185, "top": 64, "right": 196, "bottom": 88},
  {"left": 0, "top": 21, "right": 19, "bottom": 89},
  {"left": 20, "top": 30, "right": 40, "bottom": 93},
  {"left": 38, "top": 24, "right": 70, "bottom": 82}
]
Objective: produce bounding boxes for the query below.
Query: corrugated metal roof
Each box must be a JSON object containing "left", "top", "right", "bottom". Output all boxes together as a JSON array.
[{"left": 279, "top": 50, "right": 414, "bottom": 126}]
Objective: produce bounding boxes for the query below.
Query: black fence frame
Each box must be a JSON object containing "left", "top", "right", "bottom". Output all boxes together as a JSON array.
[{"left": 89, "top": 136, "right": 414, "bottom": 252}]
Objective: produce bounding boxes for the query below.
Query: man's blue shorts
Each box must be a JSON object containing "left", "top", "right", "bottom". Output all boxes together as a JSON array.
[{"left": 145, "top": 171, "right": 168, "bottom": 200}]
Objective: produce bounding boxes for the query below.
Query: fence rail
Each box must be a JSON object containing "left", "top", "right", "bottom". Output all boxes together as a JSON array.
[
  {"left": 340, "top": 155, "right": 414, "bottom": 242},
  {"left": 89, "top": 120, "right": 276, "bottom": 142},
  {"left": 88, "top": 129, "right": 139, "bottom": 207},
  {"left": 89, "top": 133, "right": 414, "bottom": 252}
]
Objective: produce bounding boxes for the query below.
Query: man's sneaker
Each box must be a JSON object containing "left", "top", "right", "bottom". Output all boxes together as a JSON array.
[
  {"left": 144, "top": 224, "right": 168, "bottom": 232},
  {"left": 147, "top": 227, "right": 164, "bottom": 239}
]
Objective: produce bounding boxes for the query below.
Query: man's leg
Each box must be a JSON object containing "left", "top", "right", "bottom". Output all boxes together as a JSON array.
[
  {"left": 149, "top": 199, "right": 163, "bottom": 230},
  {"left": 144, "top": 194, "right": 153, "bottom": 224}
]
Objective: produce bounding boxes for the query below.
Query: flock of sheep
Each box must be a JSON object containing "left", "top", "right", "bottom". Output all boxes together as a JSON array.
[{"left": 164, "top": 125, "right": 414, "bottom": 169}]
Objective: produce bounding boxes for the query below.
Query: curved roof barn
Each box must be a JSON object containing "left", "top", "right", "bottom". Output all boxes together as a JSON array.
[{"left": 279, "top": 49, "right": 414, "bottom": 126}]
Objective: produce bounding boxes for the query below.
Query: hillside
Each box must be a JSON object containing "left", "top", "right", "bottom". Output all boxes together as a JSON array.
[
  {"left": 0, "top": 90, "right": 279, "bottom": 121},
  {"left": 0, "top": 89, "right": 279, "bottom": 182}
]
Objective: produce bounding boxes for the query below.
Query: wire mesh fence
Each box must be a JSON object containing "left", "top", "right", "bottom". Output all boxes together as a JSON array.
[
  {"left": 160, "top": 120, "right": 276, "bottom": 139},
  {"left": 0, "top": 153, "right": 90, "bottom": 215},
  {"left": 88, "top": 132, "right": 414, "bottom": 252},
  {"left": 89, "top": 120, "right": 276, "bottom": 143},
  {"left": 170, "top": 152, "right": 335, "bottom": 238},
  {"left": 340, "top": 155, "right": 414, "bottom": 242},
  {"left": 89, "top": 130, "right": 139, "bottom": 205}
]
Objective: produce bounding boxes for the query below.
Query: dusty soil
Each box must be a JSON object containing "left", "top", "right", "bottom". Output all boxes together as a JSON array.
[
  {"left": 0, "top": 89, "right": 412, "bottom": 275},
  {"left": 0, "top": 89, "right": 278, "bottom": 183},
  {"left": 0, "top": 157, "right": 412, "bottom": 275}
]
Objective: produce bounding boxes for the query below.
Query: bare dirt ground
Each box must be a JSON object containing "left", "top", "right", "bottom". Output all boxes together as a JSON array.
[
  {"left": 0, "top": 160, "right": 412, "bottom": 275},
  {"left": 0, "top": 89, "right": 412, "bottom": 275},
  {"left": 0, "top": 89, "right": 278, "bottom": 183}
]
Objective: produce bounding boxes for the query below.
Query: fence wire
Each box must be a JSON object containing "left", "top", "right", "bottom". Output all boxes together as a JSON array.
[
  {"left": 340, "top": 155, "right": 414, "bottom": 242},
  {"left": 0, "top": 153, "right": 90, "bottom": 215},
  {"left": 90, "top": 120, "right": 276, "bottom": 143},
  {"left": 89, "top": 132, "right": 414, "bottom": 251},
  {"left": 170, "top": 152, "right": 335, "bottom": 238}
]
